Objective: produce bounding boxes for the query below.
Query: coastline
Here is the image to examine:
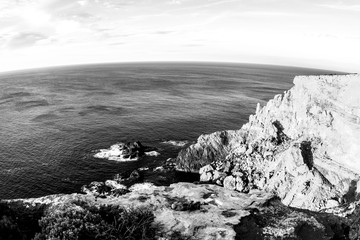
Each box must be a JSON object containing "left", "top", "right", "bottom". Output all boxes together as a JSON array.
[{"left": 2, "top": 73, "right": 360, "bottom": 239}]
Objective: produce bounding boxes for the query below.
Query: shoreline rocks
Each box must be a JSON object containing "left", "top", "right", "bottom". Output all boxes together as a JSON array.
[{"left": 178, "top": 74, "right": 360, "bottom": 211}]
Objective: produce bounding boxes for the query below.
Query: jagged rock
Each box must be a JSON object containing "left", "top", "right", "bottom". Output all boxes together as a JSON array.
[
  {"left": 199, "top": 165, "right": 214, "bottom": 182},
  {"left": 104, "top": 180, "right": 127, "bottom": 190},
  {"left": 113, "top": 170, "right": 143, "bottom": 186},
  {"left": 176, "top": 130, "right": 245, "bottom": 172},
  {"left": 81, "top": 181, "right": 105, "bottom": 195},
  {"left": 175, "top": 74, "right": 360, "bottom": 211},
  {"left": 199, "top": 164, "right": 214, "bottom": 175},
  {"left": 82, "top": 180, "right": 129, "bottom": 197},
  {"left": 213, "top": 170, "right": 227, "bottom": 181}
]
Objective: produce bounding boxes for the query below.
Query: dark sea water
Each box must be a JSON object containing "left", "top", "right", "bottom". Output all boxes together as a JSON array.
[{"left": 0, "top": 62, "right": 341, "bottom": 199}]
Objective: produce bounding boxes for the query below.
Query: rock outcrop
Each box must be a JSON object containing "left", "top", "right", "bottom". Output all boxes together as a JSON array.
[
  {"left": 177, "top": 74, "right": 360, "bottom": 211},
  {"left": 6, "top": 182, "right": 352, "bottom": 240}
]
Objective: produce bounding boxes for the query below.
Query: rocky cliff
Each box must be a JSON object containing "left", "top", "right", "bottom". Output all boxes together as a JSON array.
[{"left": 177, "top": 74, "right": 360, "bottom": 211}]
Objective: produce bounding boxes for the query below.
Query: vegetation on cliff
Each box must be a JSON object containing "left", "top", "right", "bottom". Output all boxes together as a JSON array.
[{"left": 0, "top": 200, "right": 157, "bottom": 240}]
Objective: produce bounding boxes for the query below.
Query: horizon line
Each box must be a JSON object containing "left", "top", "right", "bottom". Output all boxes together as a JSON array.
[{"left": 0, "top": 60, "right": 350, "bottom": 75}]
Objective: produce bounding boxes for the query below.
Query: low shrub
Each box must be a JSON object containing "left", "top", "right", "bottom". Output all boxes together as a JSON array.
[
  {"left": 34, "top": 200, "right": 157, "bottom": 240},
  {"left": 0, "top": 200, "right": 46, "bottom": 240}
]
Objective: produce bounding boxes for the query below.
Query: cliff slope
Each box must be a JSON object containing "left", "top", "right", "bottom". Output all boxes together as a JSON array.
[{"left": 177, "top": 74, "right": 360, "bottom": 211}]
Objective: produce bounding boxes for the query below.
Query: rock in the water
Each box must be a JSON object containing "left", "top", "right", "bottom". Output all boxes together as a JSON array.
[
  {"left": 94, "top": 141, "right": 157, "bottom": 161},
  {"left": 105, "top": 180, "right": 127, "bottom": 190},
  {"left": 113, "top": 170, "right": 143, "bottom": 186}
]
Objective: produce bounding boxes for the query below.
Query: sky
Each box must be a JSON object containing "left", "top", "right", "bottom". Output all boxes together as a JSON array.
[{"left": 0, "top": 0, "right": 359, "bottom": 73}]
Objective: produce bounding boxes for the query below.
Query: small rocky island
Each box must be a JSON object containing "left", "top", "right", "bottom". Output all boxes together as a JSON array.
[
  {"left": 1, "top": 74, "right": 360, "bottom": 239},
  {"left": 94, "top": 141, "right": 159, "bottom": 161}
]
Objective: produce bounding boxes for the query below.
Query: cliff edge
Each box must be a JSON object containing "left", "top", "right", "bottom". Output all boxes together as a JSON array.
[{"left": 177, "top": 74, "right": 360, "bottom": 211}]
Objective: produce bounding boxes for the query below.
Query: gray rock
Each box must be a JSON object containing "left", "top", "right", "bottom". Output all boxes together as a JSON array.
[
  {"left": 235, "top": 177, "right": 245, "bottom": 192},
  {"left": 212, "top": 170, "right": 227, "bottom": 181},
  {"left": 200, "top": 172, "right": 212, "bottom": 182},
  {"left": 223, "top": 176, "right": 236, "bottom": 190},
  {"left": 199, "top": 164, "right": 214, "bottom": 175}
]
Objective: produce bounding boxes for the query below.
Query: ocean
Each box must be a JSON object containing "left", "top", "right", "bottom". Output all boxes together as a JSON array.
[{"left": 0, "top": 62, "right": 340, "bottom": 199}]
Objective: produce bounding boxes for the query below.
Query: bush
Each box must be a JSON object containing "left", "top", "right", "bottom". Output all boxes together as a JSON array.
[
  {"left": 0, "top": 200, "right": 46, "bottom": 240},
  {"left": 34, "top": 201, "right": 157, "bottom": 240}
]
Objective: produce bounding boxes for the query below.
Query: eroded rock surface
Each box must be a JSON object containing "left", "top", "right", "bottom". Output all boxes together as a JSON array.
[
  {"left": 11, "top": 182, "right": 357, "bottom": 239},
  {"left": 177, "top": 74, "right": 360, "bottom": 211}
]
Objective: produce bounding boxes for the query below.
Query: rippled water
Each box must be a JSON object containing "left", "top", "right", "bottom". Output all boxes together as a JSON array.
[{"left": 0, "top": 62, "right": 339, "bottom": 199}]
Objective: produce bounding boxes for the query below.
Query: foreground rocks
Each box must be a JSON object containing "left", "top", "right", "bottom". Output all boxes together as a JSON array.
[
  {"left": 234, "top": 196, "right": 351, "bottom": 240},
  {"left": 10, "top": 182, "right": 359, "bottom": 239},
  {"left": 177, "top": 74, "right": 360, "bottom": 211}
]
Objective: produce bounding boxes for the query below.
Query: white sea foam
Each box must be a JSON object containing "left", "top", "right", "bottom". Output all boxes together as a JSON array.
[
  {"left": 94, "top": 143, "right": 159, "bottom": 161},
  {"left": 161, "top": 140, "right": 189, "bottom": 147},
  {"left": 145, "top": 151, "right": 160, "bottom": 156},
  {"left": 94, "top": 143, "right": 138, "bottom": 162}
]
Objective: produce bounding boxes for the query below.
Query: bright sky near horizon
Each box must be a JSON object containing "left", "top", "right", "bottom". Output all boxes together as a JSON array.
[{"left": 0, "top": 0, "right": 359, "bottom": 73}]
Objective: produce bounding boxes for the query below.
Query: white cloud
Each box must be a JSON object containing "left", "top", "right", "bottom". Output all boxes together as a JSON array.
[
  {"left": 7, "top": 32, "right": 48, "bottom": 49},
  {"left": 78, "top": 0, "right": 88, "bottom": 6},
  {"left": 0, "top": 0, "right": 359, "bottom": 72},
  {"left": 20, "top": 7, "right": 52, "bottom": 26},
  {"left": 319, "top": 3, "right": 360, "bottom": 11}
]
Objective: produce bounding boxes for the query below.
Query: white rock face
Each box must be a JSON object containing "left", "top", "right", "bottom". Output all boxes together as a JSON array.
[
  {"left": 179, "top": 74, "right": 360, "bottom": 211},
  {"left": 245, "top": 74, "right": 360, "bottom": 173}
]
